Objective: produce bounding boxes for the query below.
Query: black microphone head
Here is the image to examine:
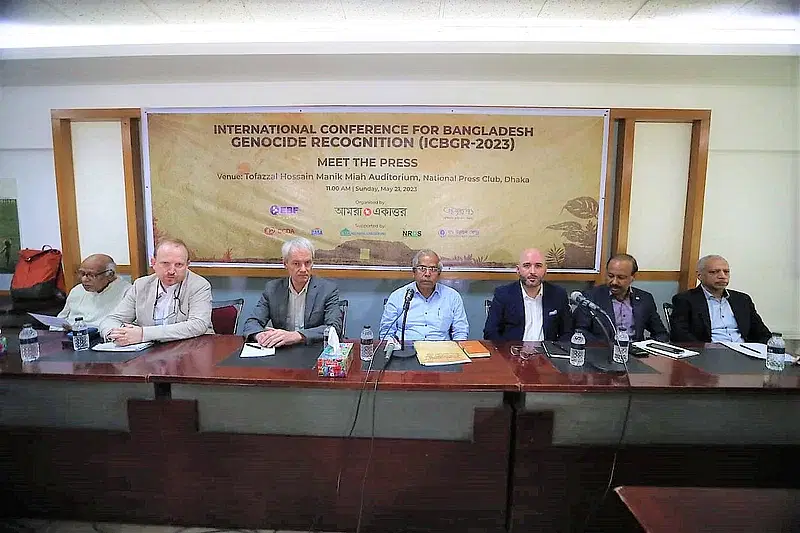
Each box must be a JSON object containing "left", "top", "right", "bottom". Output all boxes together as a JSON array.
[
  {"left": 569, "top": 291, "right": 584, "bottom": 304},
  {"left": 404, "top": 287, "right": 415, "bottom": 303}
]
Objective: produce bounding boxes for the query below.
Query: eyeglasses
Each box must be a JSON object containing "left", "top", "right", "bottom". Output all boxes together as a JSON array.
[
  {"left": 413, "top": 265, "right": 440, "bottom": 274},
  {"left": 77, "top": 269, "right": 111, "bottom": 280}
]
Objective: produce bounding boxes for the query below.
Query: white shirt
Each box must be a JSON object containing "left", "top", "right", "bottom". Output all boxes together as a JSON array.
[
  {"left": 287, "top": 278, "right": 309, "bottom": 331},
  {"left": 153, "top": 281, "right": 180, "bottom": 325},
  {"left": 521, "top": 282, "right": 545, "bottom": 341},
  {"left": 54, "top": 277, "right": 131, "bottom": 329}
]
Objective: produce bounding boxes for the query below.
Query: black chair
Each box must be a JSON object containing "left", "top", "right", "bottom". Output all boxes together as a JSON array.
[{"left": 663, "top": 302, "right": 674, "bottom": 332}]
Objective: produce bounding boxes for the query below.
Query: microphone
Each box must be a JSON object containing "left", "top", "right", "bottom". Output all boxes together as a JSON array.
[
  {"left": 402, "top": 287, "right": 414, "bottom": 311},
  {"left": 400, "top": 287, "right": 414, "bottom": 351},
  {"left": 570, "top": 291, "right": 601, "bottom": 312}
]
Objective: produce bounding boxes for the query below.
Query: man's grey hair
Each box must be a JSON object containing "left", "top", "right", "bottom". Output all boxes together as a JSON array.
[
  {"left": 104, "top": 259, "right": 117, "bottom": 276},
  {"left": 412, "top": 249, "right": 443, "bottom": 271},
  {"left": 282, "top": 237, "right": 315, "bottom": 262},
  {"left": 697, "top": 254, "right": 727, "bottom": 272}
]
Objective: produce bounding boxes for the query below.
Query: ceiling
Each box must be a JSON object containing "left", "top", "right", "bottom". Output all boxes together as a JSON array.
[{"left": 1, "top": 0, "right": 797, "bottom": 25}]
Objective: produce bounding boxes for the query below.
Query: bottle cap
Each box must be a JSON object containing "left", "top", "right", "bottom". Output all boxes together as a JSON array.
[
  {"left": 771, "top": 332, "right": 782, "bottom": 337},
  {"left": 22, "top": 323, "right": 32, "bottom": 328},
  {"left": 75, "top": 316, "right": 84, "bottom": 321},
  {"left": 364, "top": 325, "right": 371, "bottom": 329}
]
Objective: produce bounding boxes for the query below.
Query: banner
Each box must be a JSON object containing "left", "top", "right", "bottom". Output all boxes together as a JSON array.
[{"left": 143, "top": 106, "right": 609, "bottom": 272}]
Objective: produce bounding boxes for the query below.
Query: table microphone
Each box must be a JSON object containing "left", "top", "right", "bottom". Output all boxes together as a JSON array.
[
  {"left": 570, "top": 291, "right": 602, "bottom": 312},
  {"left": 399, "top": 287, "right": 414, "bottom": 351}
]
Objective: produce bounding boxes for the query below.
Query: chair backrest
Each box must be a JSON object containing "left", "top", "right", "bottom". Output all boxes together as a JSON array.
[
  {"left": 211, "top": 298, "right": 245, "bottom": 335},
  {"left": 663, "top": 302, "right": 674, "bottom": 332},
  {"left": 485, "top": 299, "right": 492, "bottom": 318},
  {"left": 339, "top": 299, "right": 349, "bottom": 338}
]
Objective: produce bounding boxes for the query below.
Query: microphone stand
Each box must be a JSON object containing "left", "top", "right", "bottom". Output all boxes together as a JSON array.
[
  {"left": 399, "top": 303, "right": 410, "bottom": 352},
  {"left": 586, "top": 307, "right": 626, "bottom": 374}
]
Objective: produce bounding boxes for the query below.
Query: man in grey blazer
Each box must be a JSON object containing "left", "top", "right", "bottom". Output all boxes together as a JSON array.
[
  {"left": 243, "top": 237, "right": 342, "bottom": 347},
  {"left": 100, "top": 239, "right": 214, "bottom": 345}
]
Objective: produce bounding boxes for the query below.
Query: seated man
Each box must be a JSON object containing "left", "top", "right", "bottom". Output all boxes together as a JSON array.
[
  {"left": 484, "top": 248, "right": 571, "bottom": 342},
  {"left": 670, "top": 254, "right": 771, "bottom": 343},
  {"left": 380, "top": 249, "right": 469, "bottom": 342},
  {"left": 242, "top": 237, "right": 342, "bottom": 347},
  {"left": 100, "top": 239, "right": 213, "bottom": 345},
  {"left": 574, "top": 254, "right": 669, "bottom": 342},
  {"left": 54, "top": 254, "right": 130, "bottom": 330}
]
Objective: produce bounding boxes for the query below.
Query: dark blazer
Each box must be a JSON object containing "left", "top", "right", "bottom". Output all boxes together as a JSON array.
[
  {"left": 573, "top": 285, "right": 669, "bottom": 342},
  {"left": 670, "top": 286, "right": 771, "bottom": 344},
  {"left": 483, "top": 281, "right": 572, "bottom": 342},
  {"left": 242, "top": 276, "right": 343, "bottom": 344}
]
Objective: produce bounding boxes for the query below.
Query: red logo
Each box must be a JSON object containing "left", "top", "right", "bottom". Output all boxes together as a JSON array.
[{"left": 363, "top": 208, "right": 372, "bottom": 216}]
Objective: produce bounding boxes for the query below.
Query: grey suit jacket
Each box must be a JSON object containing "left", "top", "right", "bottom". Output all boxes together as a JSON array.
[
  {"left": 99, "top": 270, "right": 214, "bottom": 342},
  {"left": 242, "top": 276, "right": 342, "bottom": 344}
]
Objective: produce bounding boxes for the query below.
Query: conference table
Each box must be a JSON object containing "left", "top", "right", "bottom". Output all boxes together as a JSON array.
[
  {"left": 615, "top": 486, "right": 800, "bottom": 532},
  {"left": 1, "top": 333, "right": 798, "bottom": 533}
]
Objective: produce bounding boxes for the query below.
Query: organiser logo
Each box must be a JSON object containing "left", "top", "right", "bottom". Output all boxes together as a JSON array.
[{"left": 270, "top": 205, "right": 299, "bottom": 216}]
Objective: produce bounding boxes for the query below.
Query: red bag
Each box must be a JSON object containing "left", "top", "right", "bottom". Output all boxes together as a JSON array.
[{"left": 11, "top": 245, "right": 67, "bottom": 302}]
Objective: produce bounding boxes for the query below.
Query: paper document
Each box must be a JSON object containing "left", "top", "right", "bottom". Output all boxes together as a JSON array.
[
  {"left": 720, "top": 342, "right": 797, "bottom": 363},
  {"left": 459, "top": 340, "right": 490, "bottom": 358},
  {"left": 92, "top": 341, "right": 154, "bottom": 352},
  {"left": 28, "top": 313, "right": 69, "bottom": 329},
  {"left": 633, "top": 340, "right": 698, "bottom": 359},
  {"left": 240, "top": 343, "right": 276, "bottom": 357},
  {"left": 414, "top": 341, "right": 472, "bottom": 366}
]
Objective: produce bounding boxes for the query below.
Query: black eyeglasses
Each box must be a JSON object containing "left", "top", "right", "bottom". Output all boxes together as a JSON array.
[
  {"left": 77, "top": 269, "right": 111, "bottom": 280},
  {"left": 414, "top": 265, "right": 440, "bottom": 274}
]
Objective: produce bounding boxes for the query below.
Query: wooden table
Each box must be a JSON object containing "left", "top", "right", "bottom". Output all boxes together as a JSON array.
[{"left": 616, "top": 486, "right": 800, "bottom": 532}]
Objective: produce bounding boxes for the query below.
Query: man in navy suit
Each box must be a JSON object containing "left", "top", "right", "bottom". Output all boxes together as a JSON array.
[
  {"left": 574, "top": 253, "right": 669, "bottom": 342},
  {"left": 483, "top": 248, "right": 572, "bottom": 342}
]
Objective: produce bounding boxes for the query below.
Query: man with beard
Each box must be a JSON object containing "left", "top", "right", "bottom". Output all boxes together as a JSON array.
[
  {"left": 380, "top": 249, "right": 469, "bottom": 342},
  {"left": 484, "top": 248, "right": 572, "bottom": 341},
  {"left": 670, "top": 254, "right": 770, "bottom": 343},
  {"left": 574, "top": 253, "right": 668, "bottom": 342},
  {"left": 53, "top": 254, "right": 130, "bottom": 330},
  {"left": 100, "top": 239, "right": 214, "bottom": 345}
]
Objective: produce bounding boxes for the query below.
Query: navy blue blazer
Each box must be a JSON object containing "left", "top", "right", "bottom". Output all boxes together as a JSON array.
[
  {"left": 670, "top": 286, "right": 771, "bottom": 344},
  {"left": 483, "top": 281, "right": 572, "bottom": 342},
  {"left": 573, "top": 285, "right": 669, "bottom": 342}
]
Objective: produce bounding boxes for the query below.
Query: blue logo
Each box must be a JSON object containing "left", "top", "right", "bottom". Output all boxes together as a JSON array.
[
  {"left": 270, "top": 205, "right": 299, "bottom": 216},
  {"left": 311, "top": 228, "right": 323, "bottom": 236}
]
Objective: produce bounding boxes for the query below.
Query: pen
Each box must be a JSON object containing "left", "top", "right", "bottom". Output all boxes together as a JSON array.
[
  {"left": 739, "top": 344, "right": 761, "bottom": 355},
  {"left": 553, "top": 341, "right": 568, "bottom": 352},
  {"left": 245, "top": 343, "right": 265, "bottom": 350}
]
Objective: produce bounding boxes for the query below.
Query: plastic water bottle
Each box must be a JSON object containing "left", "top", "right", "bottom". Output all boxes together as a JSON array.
[
  {"left": 72, "top": 316, "right": 90, "bottom": 351},
  {"left": 0, "top": 327, "right": 7, "bottom": 357},
  {"left": 569, "top": 330, "right": 585, "bottom": 367},
  {"left": 766, "top": 332, "right": 786, "bottom": 372},
  {"left": 19, "top": 324, "right": 40, "bottom": 363},
  {"left": 360, "top": 325, "right": 374, "bottom": 362},
  {"left": 613, "top": 329, "right": 630, "bottom": 364}
]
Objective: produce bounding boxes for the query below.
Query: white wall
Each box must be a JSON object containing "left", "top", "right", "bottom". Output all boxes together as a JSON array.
[{"left": 0, "top": 54, "right": 797, "bottom": 335}]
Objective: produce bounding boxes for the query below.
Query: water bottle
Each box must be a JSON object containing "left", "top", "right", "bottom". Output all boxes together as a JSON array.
[
  {"left": 0, "top": 327, "right": 7, "bottom": 357},
  {"left": 613, "top": 329, "right": 630, "bottom": 364},
  {"left": 360, "top": 325, "right": 374, "bottom": 362},
  {"left": 766, "top": 332, "right": 786, "bottom": 372},
  {"left": 19, "top": 324, "right": 40, "bottom": 363},
  {"left": 569, "top": 330, "right": 585, "bottom": 367},
  {"left": 72, "top": 316, "right": 90, "bottom": 351}
]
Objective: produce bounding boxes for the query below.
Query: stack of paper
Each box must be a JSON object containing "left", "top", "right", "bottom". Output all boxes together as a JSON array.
[
  {"left": 240, "top": 343, "right": 276, "bottom": 357},
  {"left": 459, "top": 340, "right": 490, "bottom": 358},
  {"left": 414, "top": 341, "right": 472, "bottom": 366},
  {"left": 632, "top": 340, "right": 698, "bottom": 359},
  {"left": 92, "top": 342, "right": 154, "bottom": 352},
  {"left": 721, "top": 342, "right": 797, "bottom": 363}
]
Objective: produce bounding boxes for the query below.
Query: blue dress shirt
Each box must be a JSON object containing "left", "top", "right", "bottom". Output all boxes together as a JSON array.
[
  {"left": 702, "top": 285, "right": 744, "bottom": 342},
  {"left": 379, "top": 281, "right": 469, "bottom": 342}
]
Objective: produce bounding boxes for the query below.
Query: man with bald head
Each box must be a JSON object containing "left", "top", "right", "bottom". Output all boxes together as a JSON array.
[
  {"left": 100, "top": 239, "right": 214, "bottom": 345},
  {"left": 484, "top": 248, "right": 572, "bottom": 342},
  {"left": 670, "top": 254, "right": 771, "bottom": 343},
  {"left": 574, "top": 253, "right": 668, "bottom": 342},
  {"left": 54, "top": 254, "right": 130, "bottom": 330}
]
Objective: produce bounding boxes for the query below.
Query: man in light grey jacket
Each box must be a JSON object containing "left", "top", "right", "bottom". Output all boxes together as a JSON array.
[
  {"left": 100, "top": 239, "right": 213, "bottom": 345},
  {"left": 242, "top": 237, "right": 342, "bottom": 347}
]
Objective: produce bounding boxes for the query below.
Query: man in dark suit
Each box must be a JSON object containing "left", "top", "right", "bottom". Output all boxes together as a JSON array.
[
  {"left": 484, "top": 248, "right": 572, "bottom": 342},
  {"left": 670, "top": 254, "right": 770, "bottom": 343},
  {"left": 242, "top": 237, "right": 342, "bottom": 347},
  {"left": 574, "top": 254, "right": 668, "bottom": 342}
]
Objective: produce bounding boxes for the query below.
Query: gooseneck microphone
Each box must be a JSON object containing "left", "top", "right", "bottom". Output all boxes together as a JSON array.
[
  {"left": 569, "top": 291, "right": 623, "bottom": 373},
  {"left": 570, "top": 291, "right": 601, "bottom": 312},
  {"left": 399, "top": 287, "right": 414, "bottom": 351}
]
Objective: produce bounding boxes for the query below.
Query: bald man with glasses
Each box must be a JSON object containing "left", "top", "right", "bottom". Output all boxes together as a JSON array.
[{"left": 53, "top": 254, "right": 130, "bottom": 330}]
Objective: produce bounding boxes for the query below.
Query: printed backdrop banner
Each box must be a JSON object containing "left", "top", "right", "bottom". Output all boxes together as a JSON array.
[{"left": 142, "top": 106, "right": 610, "bottom": 272}]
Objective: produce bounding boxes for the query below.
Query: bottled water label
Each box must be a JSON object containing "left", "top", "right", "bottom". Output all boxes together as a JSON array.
[{"left": 73, "top": 332, "right": 90, "bottom": 351}]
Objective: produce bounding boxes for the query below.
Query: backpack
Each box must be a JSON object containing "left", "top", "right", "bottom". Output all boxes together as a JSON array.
[{"left": 11, "top": 245, "right": 67, "bottom": 302}]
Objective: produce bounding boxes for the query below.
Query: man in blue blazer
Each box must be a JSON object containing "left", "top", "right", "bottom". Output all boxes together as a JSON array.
[
  {"left": 574, "top": 254, "right": 669, "bottom": 342},
  {"left": 484, "top": 248, "right": 572, "bottom": 342}
]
